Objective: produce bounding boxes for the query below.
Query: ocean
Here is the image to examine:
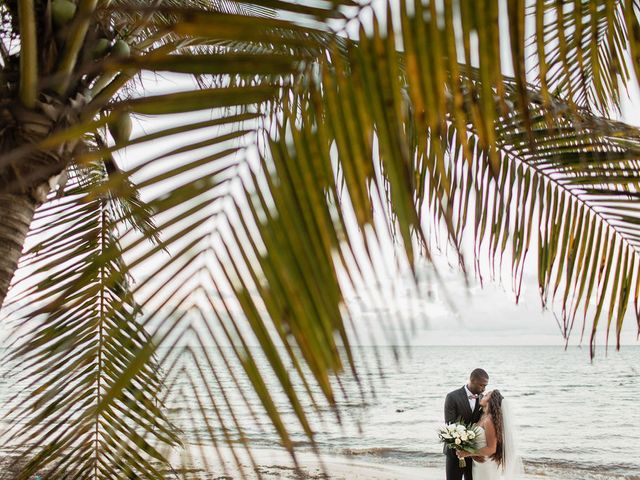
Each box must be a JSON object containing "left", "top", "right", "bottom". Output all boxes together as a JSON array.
[
  {"left": 162, "top": 345, "right": 640, "bottom": 479},
  {"left": 2, "top": 345, "right": 639, "bottom": 479}
]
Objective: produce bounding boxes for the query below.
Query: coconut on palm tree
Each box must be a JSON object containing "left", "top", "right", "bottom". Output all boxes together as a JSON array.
[{"left": 1, "top": 0, "right": 640, "bottom": 478}]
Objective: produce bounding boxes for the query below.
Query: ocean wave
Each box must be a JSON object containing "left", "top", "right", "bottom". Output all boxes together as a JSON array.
[
  {"left": 525, "top": 457, "right": 640, "bottom": 479},
  {"left": 335, "top": 448, "right": 640, "bottom": 479}
]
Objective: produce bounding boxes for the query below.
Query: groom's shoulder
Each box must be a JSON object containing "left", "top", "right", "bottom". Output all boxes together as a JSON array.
[{"left": 446, "top": 386, "right": 464, "bottom": 398}]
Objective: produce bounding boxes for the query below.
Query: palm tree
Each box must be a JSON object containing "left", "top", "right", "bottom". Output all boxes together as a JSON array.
[{"left": 1, "top": 0, "right": 640, "bottom": 478}]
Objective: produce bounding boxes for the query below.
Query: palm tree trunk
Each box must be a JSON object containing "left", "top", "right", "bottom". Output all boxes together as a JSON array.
[{"left": 0, "top": 193, "right": 36, "bottom": 308}]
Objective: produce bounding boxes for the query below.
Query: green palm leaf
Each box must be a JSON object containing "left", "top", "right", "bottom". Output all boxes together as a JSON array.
[
  {"left": 3, "top": 1, "right": 640, "bottom": 479},
  {"left": 531, "top": 0, "right": 632, "bottom": 115},
  {"left": 2, "top": 164, "right": 179, "bottom": 479}
]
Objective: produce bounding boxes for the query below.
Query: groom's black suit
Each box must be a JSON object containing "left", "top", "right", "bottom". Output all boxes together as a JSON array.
[{"left": 444, "top": 386, "right": 483, "bottom": 480}]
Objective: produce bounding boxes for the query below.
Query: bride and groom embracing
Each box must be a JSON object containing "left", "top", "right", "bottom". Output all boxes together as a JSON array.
[{"left": 444, "top": 368, "right": 524, "bottom": 480}]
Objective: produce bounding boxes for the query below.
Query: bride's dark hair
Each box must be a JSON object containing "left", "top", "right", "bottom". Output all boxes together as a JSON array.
[{"left": 486, "top": 389, "right": 505, "bottom": 466}]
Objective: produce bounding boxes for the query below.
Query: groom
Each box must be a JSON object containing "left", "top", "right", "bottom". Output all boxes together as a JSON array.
[{"left": 444, "top": 368, "right": 489, "bottom": 480}]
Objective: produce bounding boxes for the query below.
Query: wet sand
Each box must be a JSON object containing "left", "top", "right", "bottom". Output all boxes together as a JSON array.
[{"left": 169, "top": 445, "right": 550, "bottom": 479}]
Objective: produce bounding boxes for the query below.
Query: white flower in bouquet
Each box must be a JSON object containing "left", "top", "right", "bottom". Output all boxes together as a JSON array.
[{"left": 437, "top": 421, "right": 482, "bottom": 468}]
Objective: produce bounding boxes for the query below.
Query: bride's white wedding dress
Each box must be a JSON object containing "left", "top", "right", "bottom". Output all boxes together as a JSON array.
[
  {"left": 472, "top": 427, "right": 501, "bottom": 480},
  {"left": 472, "top": 399, "right": 525, "bottom": 479}
]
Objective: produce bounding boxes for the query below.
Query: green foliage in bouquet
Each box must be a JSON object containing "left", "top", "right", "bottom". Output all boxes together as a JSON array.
[{"left": 438, "top": 421, "right": 482, "bottom": 467}]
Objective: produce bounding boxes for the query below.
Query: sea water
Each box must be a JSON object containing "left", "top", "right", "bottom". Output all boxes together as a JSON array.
[
  {"left": 1, "top": 345, "right": 639, "bottom": 479},
  {"left": 163, "top": 345, "right": 640, "bottom": 479},
  {"left": 324, "top": 345, "right": 640, "bottom": 479}
]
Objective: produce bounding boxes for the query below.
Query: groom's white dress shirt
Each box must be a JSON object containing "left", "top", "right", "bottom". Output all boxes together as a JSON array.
[{"left": 464, "top": 384, "right": 477, "bottom": 411}]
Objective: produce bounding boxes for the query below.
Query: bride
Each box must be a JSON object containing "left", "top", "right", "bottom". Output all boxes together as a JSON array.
[{"left": 456, "top": 390, "right": 524, "bottom": 480}]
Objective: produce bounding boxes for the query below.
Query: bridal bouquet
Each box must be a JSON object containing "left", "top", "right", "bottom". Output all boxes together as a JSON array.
[{"left": 438, "top": 422, "right": 481, "bottom": 467}]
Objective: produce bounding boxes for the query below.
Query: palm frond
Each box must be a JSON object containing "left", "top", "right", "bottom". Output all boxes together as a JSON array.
[
  {"left": 2, "top": 164, "right": 179, "bottom": 479},
  {"left": 530, "top": 0, "right": 632, "bottom": 115},
  {"left": 426, "top": 80, "right": 640, "bottom": 354},
  {"left": 5, "top": 2, "right": 640, "bottom": 479},
  {"left": 16, "top": 0, "right": 37, "bottom": 107}
]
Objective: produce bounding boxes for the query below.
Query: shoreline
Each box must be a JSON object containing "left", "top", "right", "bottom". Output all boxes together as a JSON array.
[
  {"left": 169, "top": 446, "right": 444, "bottom": 479},
  {"left": 1, "top": 445, "right": 636, "bottom": 479},
  {"left": 166, "top": 446, "right": 556, "bottom": 480}
]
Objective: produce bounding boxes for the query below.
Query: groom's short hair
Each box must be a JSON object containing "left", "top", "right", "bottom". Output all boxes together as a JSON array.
[{"left": 470, "top": 368, "right": 489, "bottom": 380}]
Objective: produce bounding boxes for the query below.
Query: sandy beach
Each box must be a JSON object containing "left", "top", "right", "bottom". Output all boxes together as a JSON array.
[
  {"left": 170, "top": 445, "right": 441, "bottom": 479},
  {"left": 0, "top": 444, "right": 613, "bottom": 479},
  {"left": 168, "top": 445, "right": 551, "bottom": 480}
]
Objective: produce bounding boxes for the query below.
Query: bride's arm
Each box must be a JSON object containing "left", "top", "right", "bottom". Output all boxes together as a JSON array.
[{"left": 458, "top": 421, "right": 497, "bottom": 458}]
